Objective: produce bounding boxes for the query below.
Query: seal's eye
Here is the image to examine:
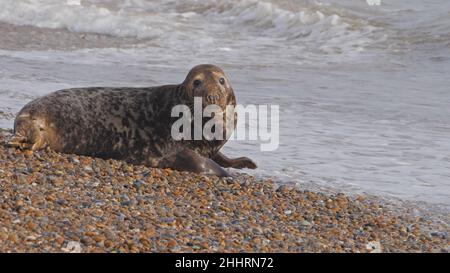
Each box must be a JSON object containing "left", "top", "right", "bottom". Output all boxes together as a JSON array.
[
  {"left": 219, "top": 77, "right": 225, "bottom": 85},
  {"left": 193, "top": 79, "right": 202, "bottom": 87}
]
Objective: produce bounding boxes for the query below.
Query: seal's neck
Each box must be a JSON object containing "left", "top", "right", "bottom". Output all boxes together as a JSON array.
[{"left": 174, "top": 84, "right": 191, "bottom": 105}]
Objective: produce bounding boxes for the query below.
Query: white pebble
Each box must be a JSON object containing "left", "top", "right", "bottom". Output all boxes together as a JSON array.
[
  {"left": 62, "top": 241, "right": 82, "bottom": 253},
  {"left": 366, "top": 241, "right": 382, "bottom": 253}
]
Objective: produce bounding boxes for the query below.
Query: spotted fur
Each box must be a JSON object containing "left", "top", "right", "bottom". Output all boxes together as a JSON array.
[{"left": 10, "top": 64, "right": 256, "bottom": 175}]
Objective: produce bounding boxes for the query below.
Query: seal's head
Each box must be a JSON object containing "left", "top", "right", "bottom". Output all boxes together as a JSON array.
[{"left": 182, "top": 64, "right": 236, "bottom": 109}]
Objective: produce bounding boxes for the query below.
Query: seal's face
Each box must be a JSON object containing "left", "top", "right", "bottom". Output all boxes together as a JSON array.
[{"left": 183, "top": 64, "right": 235, "bottom": 109}]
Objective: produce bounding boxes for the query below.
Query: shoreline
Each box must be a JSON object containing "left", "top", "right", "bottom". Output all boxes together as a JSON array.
[{"left": 0, "top": 130, "right": 448, "bottom": 253}]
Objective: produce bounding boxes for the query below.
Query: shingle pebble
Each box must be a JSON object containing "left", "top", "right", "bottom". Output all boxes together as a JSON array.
[{"left": 0, "top": 130, "right": 448, "bottom": 253}]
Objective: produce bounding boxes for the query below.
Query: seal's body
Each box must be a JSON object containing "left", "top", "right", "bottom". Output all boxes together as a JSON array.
[{"left": 8, "top": 65, "right": 256, "bottom": 176}]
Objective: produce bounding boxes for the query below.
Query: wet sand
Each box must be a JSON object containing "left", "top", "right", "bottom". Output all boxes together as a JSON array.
[{"left": 0, "top": 130, "right": 448, "bottom": 253}]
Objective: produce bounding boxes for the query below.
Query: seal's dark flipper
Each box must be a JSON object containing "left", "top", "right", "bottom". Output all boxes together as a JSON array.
[
  {"left": 212, "top": 151, "right": 257, "bottom": 169},
  {"left": 159, "top": 149, "right": 230, "bottom": 177}
]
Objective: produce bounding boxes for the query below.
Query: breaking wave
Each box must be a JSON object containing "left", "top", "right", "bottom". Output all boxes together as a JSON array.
[{"left": 0, "top": 0, "right": 383, "bottom": 54}]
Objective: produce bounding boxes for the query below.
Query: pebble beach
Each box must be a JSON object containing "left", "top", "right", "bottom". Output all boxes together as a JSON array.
[{"left": 0, "top": 130, "right": 448, "bottom": 253}]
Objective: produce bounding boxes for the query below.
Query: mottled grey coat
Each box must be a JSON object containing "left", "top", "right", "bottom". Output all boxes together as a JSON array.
[{"left": 9, "top": 65, "right": 256, "bottom": 176}]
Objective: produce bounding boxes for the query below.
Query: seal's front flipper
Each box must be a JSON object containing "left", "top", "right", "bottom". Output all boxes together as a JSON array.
[
  {"left": 212, "top": 151, "right": 257, "bottom": 169},
  {"left": 5, "top": 134, "right": 33, "bottom": 150},
  {"left": 7, "top": 114, "right": 47, "bottom": 151},
  {"left": 159, "top": 149, "right": 230, "bottom": 177}
]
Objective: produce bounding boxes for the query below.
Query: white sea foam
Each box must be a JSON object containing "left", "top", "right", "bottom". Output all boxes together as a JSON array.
[{"left": 0, "top": 0, "right": 171, "bottom": 38}]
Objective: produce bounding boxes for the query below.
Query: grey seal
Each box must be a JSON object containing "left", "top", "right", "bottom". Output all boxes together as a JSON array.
[{"left": 7, "top": 64, "right": 257, "bottom": 176}]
